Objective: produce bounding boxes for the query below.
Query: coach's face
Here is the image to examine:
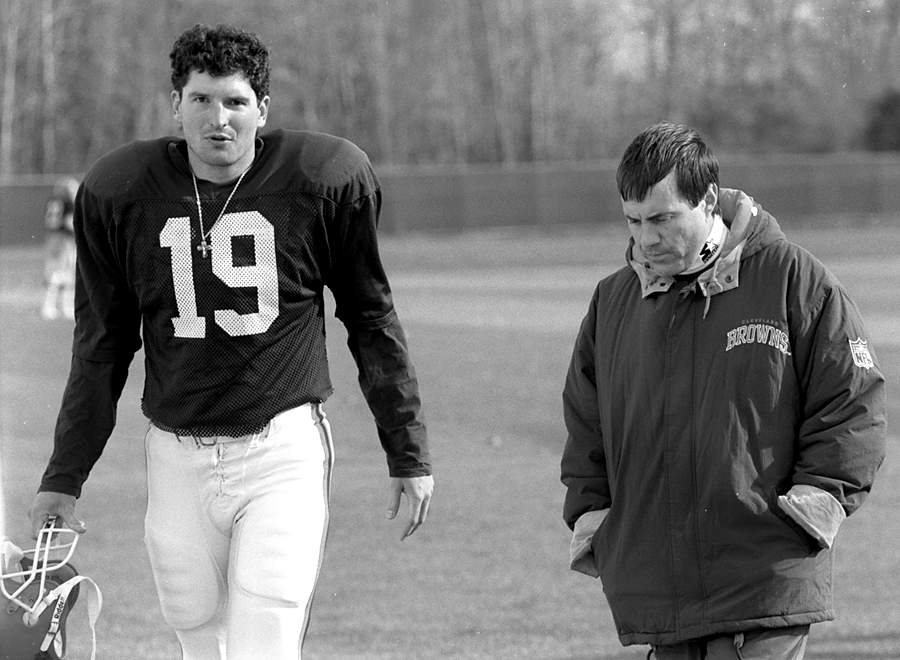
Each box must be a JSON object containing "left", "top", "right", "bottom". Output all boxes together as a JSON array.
[
  {"left": 172, "top": 70, "right": 269, "bottom": 183},
  {"left": 622, "top": 171, "right": 717, "bottom": 277}
]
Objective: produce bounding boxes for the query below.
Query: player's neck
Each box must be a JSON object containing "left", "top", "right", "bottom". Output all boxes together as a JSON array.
[{"left": 188, "top": 152, "right": 255, "bottom": 185}]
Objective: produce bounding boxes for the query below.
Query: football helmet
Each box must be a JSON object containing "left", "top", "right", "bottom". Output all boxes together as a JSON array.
[{"left": 1, "top": 517, "right": 101, "bottom": 660}]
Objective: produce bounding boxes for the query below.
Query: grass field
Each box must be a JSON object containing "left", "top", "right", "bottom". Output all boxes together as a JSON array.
[{"left": 1, "top": 223, "right": 898, "bottom": 659}]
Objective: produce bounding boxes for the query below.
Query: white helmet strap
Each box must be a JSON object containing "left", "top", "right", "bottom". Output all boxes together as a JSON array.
[{"left": 35, "top": 573, "right": 103, "bottom": 660}]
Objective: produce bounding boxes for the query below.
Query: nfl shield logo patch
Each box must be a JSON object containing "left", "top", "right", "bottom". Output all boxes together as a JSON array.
[{"left": 849, "top": 337, "right": 874, "bottom": 369}]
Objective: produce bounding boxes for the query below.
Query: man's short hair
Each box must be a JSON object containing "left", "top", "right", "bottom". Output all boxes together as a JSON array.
[
  {"left": 169, "top": 24, "right": 270, "bottom": 100},
  {"left": 616, "top": 122, "right": 719, "bottom": 207}
]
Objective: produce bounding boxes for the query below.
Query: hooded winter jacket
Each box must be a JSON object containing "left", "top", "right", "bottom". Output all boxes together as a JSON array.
[{"left": 561, "top": 189, "right": 886, "bottom": 646}]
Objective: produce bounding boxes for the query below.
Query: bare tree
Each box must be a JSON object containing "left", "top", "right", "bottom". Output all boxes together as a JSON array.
[
  {"left": 40, "top": 0, "right": 57, "bottom": 171},
  {"left": 876, "top": 0, "right": 900, "bottom": 89},
  {"left": 2, "top": 0, "right": 899, "bottom": 173},
  {"left": 366, "top": 0, "right": 394, "bottom": 164},
  {"left": 0, "top": 0, "right": 21, "bottom": 176},
  {"left": 465, "top": 0, "right": 509, "bottom": 163}
]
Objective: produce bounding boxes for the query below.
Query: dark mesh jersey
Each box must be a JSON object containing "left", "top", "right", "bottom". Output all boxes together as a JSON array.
[{"left": 43, "top": 130, "right": 429, "bottom": 495}]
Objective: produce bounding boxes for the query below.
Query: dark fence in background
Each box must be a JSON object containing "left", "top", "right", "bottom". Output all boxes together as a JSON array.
[
  {"left": 2, "top": 154, "right": 899, "bottom": 246},
  {"left": 377, "top": 153, "right": 900, "bottom": 233}
]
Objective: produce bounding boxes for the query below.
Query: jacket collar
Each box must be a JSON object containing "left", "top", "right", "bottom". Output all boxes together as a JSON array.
[{"left": 627, "top": 188, "right": 761, "bottom": 300}]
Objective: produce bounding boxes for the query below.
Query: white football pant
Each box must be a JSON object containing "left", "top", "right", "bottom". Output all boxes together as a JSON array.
[{"left": 144, "top": 403, "right": 333, "bottom": 660}]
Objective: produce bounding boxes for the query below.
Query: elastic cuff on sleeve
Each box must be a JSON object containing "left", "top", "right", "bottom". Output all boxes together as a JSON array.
[
  {"left": 569, "top": 509, "right": 607, "bottom": 578},
  {"left": 777, "top": 484, "right": 846, "bottom": 548}
]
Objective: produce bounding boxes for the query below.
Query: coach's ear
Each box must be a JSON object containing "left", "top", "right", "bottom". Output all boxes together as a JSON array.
[{"left": 702, "top": 182, "right": 718, "bottom": 218}]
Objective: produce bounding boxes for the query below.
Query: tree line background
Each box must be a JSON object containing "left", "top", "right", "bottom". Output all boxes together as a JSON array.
[{"left": 2, "top": 0, "right": 899, "bottom": 176}]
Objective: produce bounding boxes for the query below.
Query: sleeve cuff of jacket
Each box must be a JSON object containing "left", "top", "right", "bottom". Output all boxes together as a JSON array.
[
  {"left": 777, "top": 484, "right": 847, "bottom": 548},
  {"left": 569, "top": 509, "right": 607, "bottom": 578}
]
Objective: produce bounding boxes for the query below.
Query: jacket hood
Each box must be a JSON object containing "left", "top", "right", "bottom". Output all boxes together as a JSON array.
[
  {"left": 717, "top": 188, "right": 785, "bottom": 258},
  {"left": 627, "top": 188, "right": 786, "bottom": 305}
]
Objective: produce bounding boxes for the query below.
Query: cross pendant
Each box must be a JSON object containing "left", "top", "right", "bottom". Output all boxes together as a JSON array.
[{"left": 196, "top": 240, "right": 211, "bottom": 258}]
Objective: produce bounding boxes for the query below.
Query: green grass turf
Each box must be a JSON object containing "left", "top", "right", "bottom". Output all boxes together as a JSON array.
[{"left": 1, "top": 222, "right": 898, "bottom": 659}]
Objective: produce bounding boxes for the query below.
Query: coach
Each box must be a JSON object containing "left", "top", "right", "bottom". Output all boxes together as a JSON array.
[{"left": 560, "top": 122, "right": 886, "bottom": 659}]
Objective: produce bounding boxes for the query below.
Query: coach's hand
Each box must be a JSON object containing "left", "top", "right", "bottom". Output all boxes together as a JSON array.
[
  {"left": 28, "top": 491, "right": 86, "bottom": 538},
  {"left": 387, "top": 475, "right": 434, "bottom": 540}
]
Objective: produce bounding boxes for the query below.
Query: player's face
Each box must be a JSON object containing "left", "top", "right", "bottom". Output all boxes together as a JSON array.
[
  {"left": 172, "top": 70, "right": 269, "bottom": 183},
  {"left": 622, "top": 171, "right": 717, "bottom": 277}
]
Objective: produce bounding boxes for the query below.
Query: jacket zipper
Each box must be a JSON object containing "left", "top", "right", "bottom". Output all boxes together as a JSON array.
[{"left": 687, "top": 289, "right": 710, "bottom": 623}]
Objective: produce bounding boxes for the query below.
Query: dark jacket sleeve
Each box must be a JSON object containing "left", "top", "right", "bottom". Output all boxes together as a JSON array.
[
  {"left": 793, "top": 283, "right": 886, "bottom": 515},
  {"left": 328, "top": 183, "right": 430, "bottom": 478},
  {"left": 561, "top": 287, "right": 610, "bottom": 529},
  {"left": 39, "top": 180, "right": 141, "bottom": 497}
]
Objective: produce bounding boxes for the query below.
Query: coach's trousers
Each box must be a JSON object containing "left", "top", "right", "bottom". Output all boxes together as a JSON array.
[
  {"left": 143, "top": 404, "right": 334, "bottom": 660},
  {"left": 650, "top": 625, "right": 810, "bottom": 660}
]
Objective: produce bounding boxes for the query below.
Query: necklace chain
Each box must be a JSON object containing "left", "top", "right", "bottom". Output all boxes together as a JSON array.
[{"left": 191, "top": 168, "right": 249, "bottom": 257}]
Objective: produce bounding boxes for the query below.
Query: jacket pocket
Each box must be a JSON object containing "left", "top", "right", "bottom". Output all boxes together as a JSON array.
[
  {"left": 589, "top": 515, "right": 608, "bottom": 575},
  {"left": 769, "top": 489, "right": 822, "bottom": 554}
]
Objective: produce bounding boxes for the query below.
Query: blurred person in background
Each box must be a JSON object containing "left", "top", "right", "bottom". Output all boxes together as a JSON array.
[
  {"left": 561, "top": 122, "right": 886, "bottom": 659},
  {"left": 40, "top": 176, "right": 79, "bottom": 320},
  {"left": 26, "top": 23, "right": 432, "bottom": 660}
]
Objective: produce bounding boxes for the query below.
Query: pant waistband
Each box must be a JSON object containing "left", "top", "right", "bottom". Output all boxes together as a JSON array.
[{"left": 149, "top": 403, "right": 317, "bottom": 447}]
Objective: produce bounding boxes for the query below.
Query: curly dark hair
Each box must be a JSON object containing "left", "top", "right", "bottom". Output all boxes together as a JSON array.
[
  {"left": 169, "top": 24, "right": 270, "bottom": 99},
  {"left": 616, "top": 122, "right": 719, "bottom": 208}
]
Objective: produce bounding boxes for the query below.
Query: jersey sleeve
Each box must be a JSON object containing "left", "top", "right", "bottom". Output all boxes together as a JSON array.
[
  {"left": 40, "top": 356, "right": 133, "bottom": 497},
  {"left": 40, "top": 177, "right": 142, "bottom": 497},
  {"left": 561, "top": 286, "right": 610, "bottom": 529},
  {"left": 326, "top": 162, "right": 430, "bottom": 478},
  {"left": 71, "top": 182, "right": 142, "bottom": 362}
]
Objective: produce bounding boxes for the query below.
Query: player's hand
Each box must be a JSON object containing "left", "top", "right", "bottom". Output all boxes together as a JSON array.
[
  {"left": 386, "top": 475, "right": 434, "bottom": 540},
  {"left": 28, "top": 491, "right": 85, "bottom": 538}
]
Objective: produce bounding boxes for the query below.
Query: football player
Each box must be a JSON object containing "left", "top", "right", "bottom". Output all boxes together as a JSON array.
[
  {"left": 28, "top": 23, "right": 433, "bottom": 659},
  {"left": 40, "top": 177, "right": 79, "bottom": 321}
]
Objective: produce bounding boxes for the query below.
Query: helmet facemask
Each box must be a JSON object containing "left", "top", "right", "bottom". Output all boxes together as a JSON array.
[
  {"left": 2, "top": 517, "right": 80, "bottom": 623},
  {"left": 1, "top": 516, "right": 101, "bottom": 660}
]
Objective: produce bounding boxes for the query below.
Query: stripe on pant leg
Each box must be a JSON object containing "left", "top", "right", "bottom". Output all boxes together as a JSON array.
[{"left": 298, "top": 403, "right": 335, "bottom": 654}]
